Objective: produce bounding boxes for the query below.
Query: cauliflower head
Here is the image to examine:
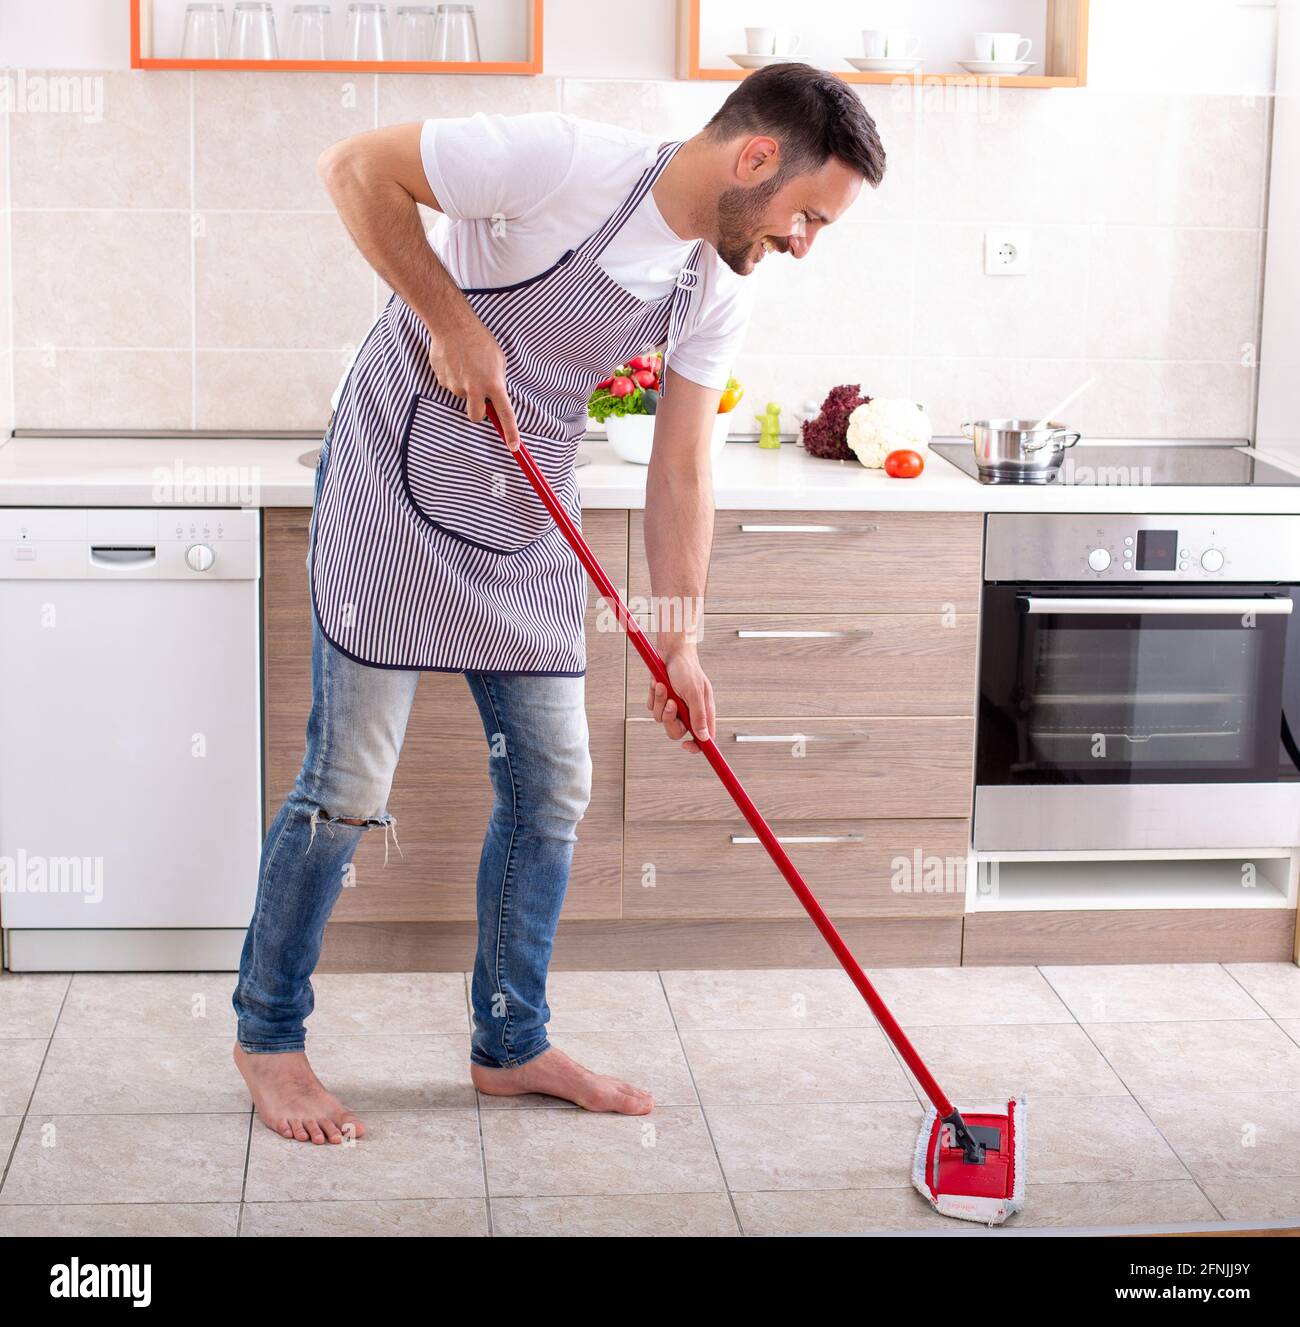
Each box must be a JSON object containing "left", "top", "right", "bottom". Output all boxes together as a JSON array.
[{"left": 845, "top": 398, "right": 933, "bottom": 469}]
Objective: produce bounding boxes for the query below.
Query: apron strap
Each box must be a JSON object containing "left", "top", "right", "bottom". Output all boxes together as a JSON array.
[
  {"left": 579, "top": 140, "right": 685, "bottom": 263},
  {"left": 659, "top": 239, "right": 705, "bottom": 398}
]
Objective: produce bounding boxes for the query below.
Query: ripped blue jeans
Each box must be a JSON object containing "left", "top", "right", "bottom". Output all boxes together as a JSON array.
[{"left": 232, "top": 612, "right": 592, "bottom": 1069}]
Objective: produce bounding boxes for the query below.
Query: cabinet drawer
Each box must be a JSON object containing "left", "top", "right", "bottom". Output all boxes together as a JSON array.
[
  {"left": 625, "top": 716, "right": 974, "bottom": 822},
  {"left": 629, "top": 510, "right": 983, "bottom": 614},
  {"left": 624, "top": 819, "right": 969, "bottom": 918},
  {"left": 625, "top": 613, "right": 978, "bottom": 717}
]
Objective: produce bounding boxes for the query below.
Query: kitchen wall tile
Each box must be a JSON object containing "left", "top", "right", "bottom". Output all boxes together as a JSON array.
[
  {"left": 194, "top": 212, "right": 372, "bottom": 350},
  {"left": 743, "top": 220, "right": 913, "bottom": 357},
  {"left": 1087, "top": 226, "right": 1261, "bottom": 362},
  {"left": 9, "top": 71, "right": 189, "bottom": 210},
  {"left": 855, "top": 85, "right": 916, "bottom": 223},
  {"left": 1083, "top": 360, "right": 1254, "bottom": 439},
  {"left": 559, "top": 78, "right": 729, "bottom": 140},
  {"left": 1085, "top": 93, "right": 1270, "bottom": 230},
  {"left": 911, "top": 223, "right": 1089, "bottom": 359},
  {"left": 379, "top": 73, "right": 562, "bottom": 125},
  {"left": 0, "top": 353, "right": 12, "bottom": 436},
  {"left": 12, "top": 210, "right": 191, "bottom": 350},
  {"left": 195, "top": 349, "right": 345, "bottom": 431},
  {"left": 915, "top": 86, "right": 1089, "bottom": 224},
  {"left": 910, "top": 356, "right": 1088, "bottom": 437},
  {"left": 14, "top": 348, "right": 192, "bottom": 430},
  {"left": 729, "top": 353, "right": 911, "bottom": 436},
  {"left": 195, "top": 73, "right": 374, "bottom": 212}
]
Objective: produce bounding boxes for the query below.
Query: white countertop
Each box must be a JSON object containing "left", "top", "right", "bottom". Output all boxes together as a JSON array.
[{"left": 2, "top": 434, "right": 1299, "bottom": 514}]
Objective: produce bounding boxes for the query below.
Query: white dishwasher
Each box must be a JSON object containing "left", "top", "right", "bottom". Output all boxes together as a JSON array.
[{"left": 0, "top": 508, "right": 263, "bottom": 971}]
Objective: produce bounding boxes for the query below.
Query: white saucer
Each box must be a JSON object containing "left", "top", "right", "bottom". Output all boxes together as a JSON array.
[
  {"left": 728, "top": 52, "right": 800, "bottom": 69},
  {"left": 956, "top": 58, "right": 1037, "bottom": 75},
  {"left": 846, "top": 55, "right": 923, "bottom": 73}
]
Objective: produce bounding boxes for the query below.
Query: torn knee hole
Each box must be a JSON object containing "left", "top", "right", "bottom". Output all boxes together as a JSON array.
[{"left": 307, "top": 807, "right": 401, "bottom": 862}]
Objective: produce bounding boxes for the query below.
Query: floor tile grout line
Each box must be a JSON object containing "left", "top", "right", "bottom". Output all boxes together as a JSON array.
[
  {"left": 464, "top": 971, "right": 493, "bottom": 1236},
  {"left": 1219, "top": 962, "right": 1284, "bottom": 1021},
  {"left": 236, "top": 1112, "right": 253, "bottom": 1236},
  {"left": 656, "top": 970, "right": 743, "bottom": 1236},
  {"left": 0, "top": 976, "right": 74, "bottom": 1197}
]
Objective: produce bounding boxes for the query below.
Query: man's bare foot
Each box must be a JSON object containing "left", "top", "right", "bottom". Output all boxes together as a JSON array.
[
  {"left": 232, "top": 1044, "right": 367, "bottom": 1145},
  {"left": 471, "top": 1046, "right": 654, "bottom": 1115}
]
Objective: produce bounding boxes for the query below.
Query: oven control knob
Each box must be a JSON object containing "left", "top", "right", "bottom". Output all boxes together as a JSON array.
[
  {"left": 1087, "top": 547, "right": 1112, "bottom": 572},
  {"left": 186, "top": 543, "right": 216, "bottom": 573},
  {"left": 1200, "top": 548, "right": 1224, "bottom": 573}
]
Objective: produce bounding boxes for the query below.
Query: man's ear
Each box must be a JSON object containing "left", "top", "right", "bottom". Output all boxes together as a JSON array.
[{"left": 735, "top": 135, "right": 780, "bottom": 183}]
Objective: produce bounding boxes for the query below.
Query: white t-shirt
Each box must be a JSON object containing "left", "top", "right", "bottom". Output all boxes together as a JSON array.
[{"left": 336, "top": 113, "right": 751, "bottom": 405}]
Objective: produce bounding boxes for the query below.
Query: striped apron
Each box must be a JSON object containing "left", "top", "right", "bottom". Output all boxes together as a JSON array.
[{"left": 311, "top": 140, "right": 703, "bottom": 674}]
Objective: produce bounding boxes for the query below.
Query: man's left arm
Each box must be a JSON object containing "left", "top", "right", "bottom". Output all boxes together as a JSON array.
[{"left": 642, "top": 366, "right": 720, "bottom": 754}]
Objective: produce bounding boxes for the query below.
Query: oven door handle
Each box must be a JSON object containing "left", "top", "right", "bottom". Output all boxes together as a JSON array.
[{"left": 1020, "top": 596, "right": 1294, "bottom": 616}]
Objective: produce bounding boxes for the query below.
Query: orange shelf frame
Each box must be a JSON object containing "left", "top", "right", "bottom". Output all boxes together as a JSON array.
[
  {"left": 130, "top": 0, "right": 544, "bottom": 74},
  {"left": 676, "top": 0, "right": 1088, "bottom": 90}
]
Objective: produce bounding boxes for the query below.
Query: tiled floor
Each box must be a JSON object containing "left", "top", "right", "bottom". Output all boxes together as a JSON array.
[{"left": 2, "top": 963, "right": 1299, "bottom": 1236}]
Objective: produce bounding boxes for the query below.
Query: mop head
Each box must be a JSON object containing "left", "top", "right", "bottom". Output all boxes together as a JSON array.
[{"left": 912, "top": 1097, "right": 1026, "bottom": 1226}]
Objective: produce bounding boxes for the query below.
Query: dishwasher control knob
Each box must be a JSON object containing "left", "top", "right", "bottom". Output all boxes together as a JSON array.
[
  {"left": 1200, "top": 548, "right": 1225, "bottom": 573},
  {"left": 1087, "top": 547, "right": 1112, "bottom": 572},
  {"left": 186, "top": 543, "right": 216, "bottom": 573}
]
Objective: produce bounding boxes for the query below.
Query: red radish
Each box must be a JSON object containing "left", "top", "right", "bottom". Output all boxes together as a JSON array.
[
  {"left": 595, "top": 377, "right": 613, "bottom": 390},
  {"left": 609, "top": 376, "right": 635, "bottom": 398},
  {"left": 633, "top": 368, "right": 656, "bottom": 388}
]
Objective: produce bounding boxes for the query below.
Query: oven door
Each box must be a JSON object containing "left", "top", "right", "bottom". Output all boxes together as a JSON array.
[{"left": 978, "top": 585, "right": 1295, "bottom": 786}]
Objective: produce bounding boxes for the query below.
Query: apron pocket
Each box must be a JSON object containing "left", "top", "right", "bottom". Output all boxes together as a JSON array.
[{"left": 400, "top": 393, "right": 558, "bottom": 554}]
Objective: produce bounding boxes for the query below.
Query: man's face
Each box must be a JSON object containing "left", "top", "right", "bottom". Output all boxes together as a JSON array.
[{"left": 714, "top": 150, "right": 863, "bottom": 276}]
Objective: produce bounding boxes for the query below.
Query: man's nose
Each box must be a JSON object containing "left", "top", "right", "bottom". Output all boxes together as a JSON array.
[{"left": 788, "top": 228, "right": 815, "bottom": 259}]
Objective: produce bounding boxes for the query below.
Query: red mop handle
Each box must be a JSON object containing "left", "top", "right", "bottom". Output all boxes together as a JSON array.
[{"left": 485, "top": 402, "right": 956, "bottom": 1119}]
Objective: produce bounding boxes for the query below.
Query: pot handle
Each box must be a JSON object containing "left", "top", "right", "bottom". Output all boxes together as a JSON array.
[
  {"left": 1054, "top": 431, "right": 1082, "bottom": 451},
  {"left": 960, "top": 422, "right": 975, "bottom": 439}
]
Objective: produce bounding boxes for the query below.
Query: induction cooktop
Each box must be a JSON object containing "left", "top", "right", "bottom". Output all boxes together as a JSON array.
[{"left": 929, "top": 441, "right": 1300, "bottom": 486}]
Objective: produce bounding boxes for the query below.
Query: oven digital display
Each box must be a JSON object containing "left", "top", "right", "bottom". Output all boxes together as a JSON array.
[{"left": 1136, "top": 529, "right": 1178, "bottom": 571}]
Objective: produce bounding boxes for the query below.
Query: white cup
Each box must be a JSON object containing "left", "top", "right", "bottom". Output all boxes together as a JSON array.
[
  {"left": 746, "top": 25, "right": 800, "bottom": 56},
  {"left": 864, "top": 28, "right": 920, "bottom": 59},
  {"left": 973, "top": 31, "right": 1033, "bottom": 63}
]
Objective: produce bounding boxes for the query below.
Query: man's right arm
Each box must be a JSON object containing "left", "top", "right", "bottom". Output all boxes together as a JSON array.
[{"left": 318, "top": 122, "right": 521, "bottom": 447}]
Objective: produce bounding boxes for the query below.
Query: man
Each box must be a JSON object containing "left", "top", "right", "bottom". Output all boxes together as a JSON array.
[{"left": 233, "top": 63, "right": 885, "bottom": 1145}]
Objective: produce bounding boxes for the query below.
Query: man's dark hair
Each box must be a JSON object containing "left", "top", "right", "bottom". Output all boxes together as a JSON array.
[{"left": 704, "top": 62, "right": 886, "bottom": 187}]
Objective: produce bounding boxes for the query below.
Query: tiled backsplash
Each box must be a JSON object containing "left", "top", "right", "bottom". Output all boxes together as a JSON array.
[{"left": 0, "top": 70, "right": 1271, "bottom": 439}]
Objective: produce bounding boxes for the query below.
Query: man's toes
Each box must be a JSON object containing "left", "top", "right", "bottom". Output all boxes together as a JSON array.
[
  {"left": 340, "top": 1115, "right": 366, "bottom": 1140},
  {"left": 321, "top": 1118, "right": 345, "bottom": 1145},
  {"left": 305, "top": 1119, "right": 328, "bottom": 1145},
  {"left": 289, "top": 1119, "right": 310, "bottom": 1142},
  {"left": 274, "top": 1119, "right": 295, "bottom": 1140}
]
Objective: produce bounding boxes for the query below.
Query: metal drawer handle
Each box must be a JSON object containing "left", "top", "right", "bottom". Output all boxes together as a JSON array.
[
  {"left": 735, "top": 629, "right": 873, "bottom": 639},
  {"left": 1022, "top": 596, "right": 1293, "bottom": 617},
  {"left": 738, "top": 523, "right": 877, "bottom": 534},
  {"left": 733, "top": 732, "right": 869, "bottom": 743},
  {"left": 730, "top": 834, "right": 865, "bottom": 845}
]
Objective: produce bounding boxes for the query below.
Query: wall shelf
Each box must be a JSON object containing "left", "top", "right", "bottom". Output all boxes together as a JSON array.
[
  {"left": 130, "top": 0, "right": 544, "bottom": 74},
  {"left": 676, "top": 0, "right": 1088, "bottom": 89}
]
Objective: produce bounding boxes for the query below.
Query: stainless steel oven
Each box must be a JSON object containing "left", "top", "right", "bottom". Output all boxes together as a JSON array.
[{"left": 975, "top": 514, "right": 1300, "bottom": 851}]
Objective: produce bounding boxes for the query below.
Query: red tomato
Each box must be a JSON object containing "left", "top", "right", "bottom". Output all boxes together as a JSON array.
[
  {"left": 884, "top": 449, "right": 925, "bottom": 479},
  {"left": 609, "top": 376, "right": 635, "bottom": 398}
]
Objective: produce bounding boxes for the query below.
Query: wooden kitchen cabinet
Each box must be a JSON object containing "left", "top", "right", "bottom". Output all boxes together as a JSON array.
[
  {"left": 262, "top": 508, "right": 628, "bottom": 924},
  {"left": 629, "top": 510, "right": 983, "bottom": 614},
  {"left": 626, "top": 612, "right": 979, "bottom": 717}
]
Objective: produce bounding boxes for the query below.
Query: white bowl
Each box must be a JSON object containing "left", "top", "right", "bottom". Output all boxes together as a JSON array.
[{"left": 604, "top": 411, "right": 734, "bottom": 465}]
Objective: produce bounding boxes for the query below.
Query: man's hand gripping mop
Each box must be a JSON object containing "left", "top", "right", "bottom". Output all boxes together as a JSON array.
[{"left": 486, "top": 402, "right": 1025, "bottom": 1225}]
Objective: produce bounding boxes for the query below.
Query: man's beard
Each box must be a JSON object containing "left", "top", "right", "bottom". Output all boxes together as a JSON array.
[{"left": 714, "top": 174, "right": 784, "bottom": 274}]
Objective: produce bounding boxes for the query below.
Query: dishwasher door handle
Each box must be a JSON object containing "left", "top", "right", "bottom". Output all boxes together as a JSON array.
[{"left": 90, "top": 546, "right": 157, "bottom": 569}]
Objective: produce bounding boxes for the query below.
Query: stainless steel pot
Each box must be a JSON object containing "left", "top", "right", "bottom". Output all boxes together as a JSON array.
[{"left": 960, "top": 419, "right": 1082, "bottom": 482}]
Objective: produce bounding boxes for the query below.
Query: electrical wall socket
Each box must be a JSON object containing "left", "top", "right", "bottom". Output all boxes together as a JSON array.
[{"left": 984, "top": 229, "right": 1030, "bottom": 275}]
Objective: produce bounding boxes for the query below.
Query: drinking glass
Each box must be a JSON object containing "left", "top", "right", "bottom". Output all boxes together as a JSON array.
[
  {"left": 182, "top": 3, "right": 227, "bottom": 58},
  {"left": 288, "top": 4, "right": 332, "bottom": 58},
  {"left": 395, "top": 5, "right": 437, "bottom": 59},
  {"left": 433, "top": 4, "right": 480, "bottom": 62},
  {"left": 347, "top": 3, "right": 389, "bottom": 59},
  {"left": 230, "top": 1, "right": 278, "bottom": 58}
]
